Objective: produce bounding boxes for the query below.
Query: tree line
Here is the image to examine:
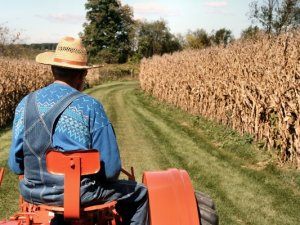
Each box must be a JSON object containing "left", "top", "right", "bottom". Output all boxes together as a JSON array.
[
  {"left": 0, "top": 25, "right": 57, "bottom": 59},
  {"left": 80, "top": 0, "right": 236, "bottom": 64},
  {"left": 81, "top": 0, "right": 299, "bottom": 64}
]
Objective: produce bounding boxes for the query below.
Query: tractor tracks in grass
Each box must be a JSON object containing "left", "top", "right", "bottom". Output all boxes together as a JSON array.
[{"left": 87, "top": 81, "right": 162, "bottom": 178}]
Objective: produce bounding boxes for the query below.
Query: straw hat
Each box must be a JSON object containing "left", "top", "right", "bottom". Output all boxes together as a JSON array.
[{"left": 36, "top": 36, "right": 99, "bottom": 69}]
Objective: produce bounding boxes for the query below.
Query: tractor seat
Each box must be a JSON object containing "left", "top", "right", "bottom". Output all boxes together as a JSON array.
[{"left": 38, "top": 149, "right": 117, "bottom": 219}]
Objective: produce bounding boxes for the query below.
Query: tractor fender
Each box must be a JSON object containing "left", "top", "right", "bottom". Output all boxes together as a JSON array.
[{"left": 143, "top": 168, "right": 200, "bottom": 225}]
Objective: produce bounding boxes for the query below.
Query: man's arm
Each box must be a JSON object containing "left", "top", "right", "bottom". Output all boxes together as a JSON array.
[
  {"left": 8, "top": 138, "right": 24, "bottom": 175},
  {"left": 92, "top": 123, "right": 121, "bottom": 181},
  {"left": 8, "top": 101, "right": 26, "bottom": 175}
]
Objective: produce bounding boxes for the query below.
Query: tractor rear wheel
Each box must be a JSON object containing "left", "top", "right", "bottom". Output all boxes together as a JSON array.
[{"left": 195, "top": 191, "right": 219, "bottom": 225}]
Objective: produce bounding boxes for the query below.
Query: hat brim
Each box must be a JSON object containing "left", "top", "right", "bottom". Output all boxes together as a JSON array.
[{"left": 36, "top": 52, "right": 101, "bottom": 69}]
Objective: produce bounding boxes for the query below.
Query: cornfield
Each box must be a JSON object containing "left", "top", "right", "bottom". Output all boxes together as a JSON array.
[
  {"left": 0, "top": 57, "right": 53, "bottom": 127},
  {"left": 139, "top": 30, "right": 300, "bottom": 167}
]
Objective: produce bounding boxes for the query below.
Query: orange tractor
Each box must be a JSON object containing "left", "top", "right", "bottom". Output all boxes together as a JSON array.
[{"left": 0, "top": 150, "right": 218, "bottom": 225}]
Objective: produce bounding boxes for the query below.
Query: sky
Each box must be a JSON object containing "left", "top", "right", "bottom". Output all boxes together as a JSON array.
[{"left": 0, "top": 0, "right": 255, "bottom": 44}]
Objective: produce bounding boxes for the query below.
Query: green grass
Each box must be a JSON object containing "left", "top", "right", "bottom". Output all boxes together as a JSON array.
[
  {"left": 0, "top": 127, "right": 19, "bottom": 218},
  {"left": 1, "top": 80, "right": 300, "bottom": 225}
]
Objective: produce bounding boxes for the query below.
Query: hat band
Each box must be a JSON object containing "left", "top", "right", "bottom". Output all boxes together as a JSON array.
[{"left": 54, "top": 58, "right": 87, "bottom": 66}]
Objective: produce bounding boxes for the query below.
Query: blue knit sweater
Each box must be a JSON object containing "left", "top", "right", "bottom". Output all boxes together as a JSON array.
[{"left": 8, "top": 83, "right": 121, "bottom": 181}]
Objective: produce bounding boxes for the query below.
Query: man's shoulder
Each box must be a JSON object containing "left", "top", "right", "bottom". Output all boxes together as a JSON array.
[
  {"left": 73, "top": 94, "right": 105, "bottom": 112},
  {"left": 16, "top": 95, "right": 29, "bottom": 109},
  {"left": 74, "top": 94, "right": 109, "bottom": 128}
]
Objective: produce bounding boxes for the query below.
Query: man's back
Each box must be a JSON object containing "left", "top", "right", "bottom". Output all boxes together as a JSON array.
[{"left": 9, "top": 83, "right": 121, "bottom": 205}]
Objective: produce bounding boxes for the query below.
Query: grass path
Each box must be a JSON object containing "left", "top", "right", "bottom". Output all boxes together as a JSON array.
[{"left": 1, "top": 80, "right": 300, "bottom": 225}]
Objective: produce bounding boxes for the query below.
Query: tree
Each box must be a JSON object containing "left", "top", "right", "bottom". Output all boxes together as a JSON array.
[
  {"left": 135, "top": 19, "right": 182, "bottom": 58},
  {"left": 275, "top": 0, "right": 300, "bottom": 32},
  {"left": 0, "top": 25, "right": 20, "bottom": 56},
  {"left": 211, "top": 28, "right": 234, "bottom": 47},
  {"left": 249, "top": 0, "right": 300, "bottom": 34},
  {"left": 174, "top": 33, "right": 187, "bottom": 49},
  {"left": 81, "top": 0, "right": 135, "bottom": 63},
  {"left": 0, "top": 25, "right": 33, "bottom": 58},
  {"left": 185, "top": 29, "right": 211, "bottom": 49},
  {"left": 241, "top": 25, "right": 261, "bottom": 39}
]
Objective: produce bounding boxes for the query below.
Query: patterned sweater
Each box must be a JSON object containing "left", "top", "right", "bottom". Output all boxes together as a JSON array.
[{"left": 8, "top": 83, "right": 121, "bottom": 181}]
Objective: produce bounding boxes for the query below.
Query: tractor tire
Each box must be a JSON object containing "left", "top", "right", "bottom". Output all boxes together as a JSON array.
[
  {"left": 195, "top": 191, "right": 216, "bottom": 209},
  {"left": 195, "top": 191, "right": 219, "bottom": 225}
]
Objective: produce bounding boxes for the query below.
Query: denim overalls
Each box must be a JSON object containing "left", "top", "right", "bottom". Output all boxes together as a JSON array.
[{"left": 20, "top": 91, "right": 83, "bottom": 205}]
